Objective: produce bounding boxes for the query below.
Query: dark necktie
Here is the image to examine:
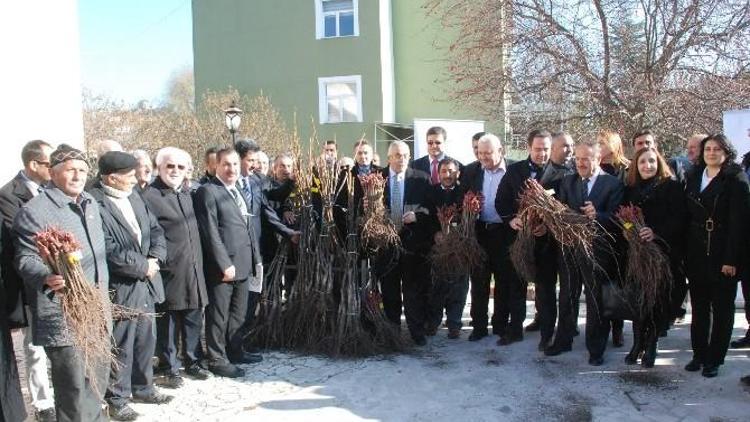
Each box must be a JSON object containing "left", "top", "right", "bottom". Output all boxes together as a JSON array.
[
  {"left": 430, "top": 160, "right": 439, "bottom": 185},
  {"left": 580, "top": 178, "right": 589, "bottom": 201}
]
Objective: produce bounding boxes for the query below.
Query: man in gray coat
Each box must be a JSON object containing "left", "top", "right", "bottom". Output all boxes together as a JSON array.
[
  {"left": 89, "top": 151, "right": 172, "bottom": 420},
  {"left": 13, "top": 144, "right": 110, "bottom": 422}
]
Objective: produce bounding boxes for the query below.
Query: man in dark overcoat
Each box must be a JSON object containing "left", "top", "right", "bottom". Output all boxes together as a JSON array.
[
  {"left": 89, "top": 151, "right": 172, "bottom": 420},
  {"left": 141, "top": 147, "right": 211, "bottom": 387}
]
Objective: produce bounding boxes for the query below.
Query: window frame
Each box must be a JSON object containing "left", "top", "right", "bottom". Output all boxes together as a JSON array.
[
  {"left": 315, "top": 0, "right": 359, "bottom": 39},
  {"left": 318, "top": 75, "right": 363, "bottom": 124}
]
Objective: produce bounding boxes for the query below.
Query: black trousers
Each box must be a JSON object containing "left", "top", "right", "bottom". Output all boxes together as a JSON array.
[
  {"left": 107, "top": 312, "right": 157, "bottom": 406},
  {"left": 206, "top": 279, "right": 249, "bottom": 364},
  {"left": 470, "top": 224, "right": 504, "bottom": 334},
  {"left": 495, "top": 226, "right": 528, "bottom": 337},
  {"left": 740, "top": 278, "right": 750, "bottom": 328},
  {"left": 380, "top": 250, "right": 431, "bottom": 338},
  {"left": 688, "top": 278, "right": 737, "bottom": 366},
  {"left": 533, "top": 240, "right": 558, "bottom": 342},
  {"left": 670, "top": 264, "right": 689, "bottom": 318},
  {"left": 156, "top": 308, "right": 204, "bottom": 375},
  {"left": 554, "top": 249, "right": 611, "bottom": 358},
  {"left": 45, "top": 345, "right": 108, "bottom": 422}
]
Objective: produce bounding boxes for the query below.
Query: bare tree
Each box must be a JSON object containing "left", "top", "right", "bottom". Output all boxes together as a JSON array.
[
  {"left": 82, "top": 87, "right": 293, "bottom": 174},
  {"left": 425, "top": 0, "right": 750, "bottom": 153}
]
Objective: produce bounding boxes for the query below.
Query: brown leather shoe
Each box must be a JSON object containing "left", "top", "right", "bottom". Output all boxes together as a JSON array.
[{"left": 447, "top": 328, "right": 461, "bottom": 339}]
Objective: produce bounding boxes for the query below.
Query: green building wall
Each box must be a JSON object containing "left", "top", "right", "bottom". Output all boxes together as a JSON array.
[{"left": 192, "top": 0, "right": 506, "bottom": 155}]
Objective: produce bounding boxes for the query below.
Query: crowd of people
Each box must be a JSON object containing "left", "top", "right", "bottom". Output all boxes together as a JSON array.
[{"left": 1, "top": 126, "right": 750, "bottom": 422}]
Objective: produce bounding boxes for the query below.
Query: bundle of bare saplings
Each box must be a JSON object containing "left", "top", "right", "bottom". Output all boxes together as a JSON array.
[{"left": 250, "top": 138, "right": 406, "bottom": 357}]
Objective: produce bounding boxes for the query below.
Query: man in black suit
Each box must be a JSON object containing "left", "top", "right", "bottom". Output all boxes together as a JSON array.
[
  {"left": 0, "top": 139, "right": 56, "bottom": 421},
  {"left": 89, "top": 152, "right": 172, "bottom": 420},
  {"left": 409, "top": 126, "right": 462, "bottom": 185},
  {"left": 198, "top": 147, "right": 219, "bottom": 185},
  {"left": 234, "top": 141, "right": 298, "bottom": 339},
  {"left": 194, "top": 148, "right": 260, "bottom": 378},
  {"left": 464, "top": 133, "right": 514, "bottom": 341},
  {"left": 379, "top": 141, "right": 433, "bottom": 345},
  {"left": 545, "top": 141, "right": 624, "bottom": 366},
  {"left": 497, "top": 130, "right": 558, "bottom": 350},
  {"left": 459, "top": 131, "right": 486, "bottom": 187}
]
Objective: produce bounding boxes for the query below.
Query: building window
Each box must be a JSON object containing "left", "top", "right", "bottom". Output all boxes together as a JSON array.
[
  {"left": 318, "top": 75, "right": 362, "bottom": 124},
  {"left": 315, "top": 0, "right": 359, "bottom": 39}
]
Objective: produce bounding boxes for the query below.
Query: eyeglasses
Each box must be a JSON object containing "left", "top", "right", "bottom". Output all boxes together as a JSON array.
[
  {"left": 166, "top": 164, "right": 186, "bottom": 170},
  {"left": 34, "top": 160, "right": 51, "bottom": 167}
]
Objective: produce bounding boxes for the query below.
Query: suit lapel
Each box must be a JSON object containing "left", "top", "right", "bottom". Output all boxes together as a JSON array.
[{"left": 12, "top": 177, "right": 33, "bottom": 203}]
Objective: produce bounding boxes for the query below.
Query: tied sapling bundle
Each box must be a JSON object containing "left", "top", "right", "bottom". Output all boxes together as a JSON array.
[
  {"left": 35, "top": 226, "right": 112, "bottom": 397},
  {"left": 359, "top": 173, "right": 401, "bottom": 253},
  {"left": 430, "top": 192, "right": 486, "bottom": 279},
  {"left": 613, "top": 204, "right": 673, "bottom": 318},
  {"left": 514, "top": 179, "right": 599, "bottom": 260}
]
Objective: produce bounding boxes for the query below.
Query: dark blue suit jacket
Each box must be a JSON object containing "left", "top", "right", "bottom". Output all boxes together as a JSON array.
[{"left": 558, "top": 170, "right": 624, "bottom": 232}]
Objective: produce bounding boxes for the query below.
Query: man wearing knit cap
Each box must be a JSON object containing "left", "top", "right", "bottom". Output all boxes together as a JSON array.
[
  {"left": 89, "top": 151, "right": 172, "bottom": 420},
  {"left": 13, "top": 144, "right": 110, "bottom": 421}
]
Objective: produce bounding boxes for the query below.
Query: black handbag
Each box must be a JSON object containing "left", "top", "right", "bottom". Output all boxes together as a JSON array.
[{"left": 601, "top": 282, "right": 638, "bottom": 321}]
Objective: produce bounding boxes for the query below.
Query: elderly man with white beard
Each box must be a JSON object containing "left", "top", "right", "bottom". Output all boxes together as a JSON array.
[{"left": 140, "top": 147, "right": 211, "bottom": 387}]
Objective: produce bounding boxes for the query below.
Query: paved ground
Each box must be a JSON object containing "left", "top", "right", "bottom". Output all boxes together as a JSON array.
[{"left": 13, "top": 302, "right": 750, "bottom": 421}]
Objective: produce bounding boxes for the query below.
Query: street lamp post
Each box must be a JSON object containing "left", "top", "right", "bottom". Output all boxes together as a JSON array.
[{"left": 224, "top": 101, "right": 243, "bottom": 145}]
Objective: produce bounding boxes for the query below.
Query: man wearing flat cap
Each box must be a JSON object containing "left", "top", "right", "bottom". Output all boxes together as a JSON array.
[
  {"left": 89, "top": 151, "right": 172, "bottom": 420},
  {"left": 13, "top": 144, "right": 110, "bottom": 421}
]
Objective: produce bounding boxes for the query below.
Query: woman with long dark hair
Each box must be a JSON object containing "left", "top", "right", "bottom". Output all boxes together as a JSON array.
[
  {"left": 622, "top": 147, "right": 686, "bottom": 367},
  {"left": 684, "top": 134, "right": 750, "bottom": 378}
]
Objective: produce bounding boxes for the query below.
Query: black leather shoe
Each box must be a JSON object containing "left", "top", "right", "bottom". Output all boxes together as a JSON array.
[
  {"left": 132, "top": 392, "right": 174, "bottom": 405},
  {"left": 35, "top": 407, "right": 56, "bottom": 422},
  {"left": 544, "top": 343, "right": 572, "bottom": 356},
  {"left": 108, "top": 404, "right": 139, "bottom": 421},
  {"left": 496, "top": 333, "right": 523, "bottom": 346},
  {"left": 730, "top": 335, "right": 750, "bottom": 349},
  {"left": 229, "top": 352, "right": 263, "bottom": 364},
  {"left": 538, "top": 337, "right": 552, "bottom": 352},
  {"left": 641, "top": 342, "right": 657, "bottom": 368},
  {"left": 413, "top": 335, "right": 427, "bottom": 346},
  {"left": 524, "top": 319, "right": 540, "bottom": 332},
  {"left": 209, "top": 363, "right": 245, "bottom": 378},
  {"left": 588, "top": 356, "right": 604, "bottom": 366},
  {"left": 185, "top": 364, "right": 212, "bottom": 380},
  {"left": 740, "top": 374, "right": 750, "bottom": 386},
  {"left": 624, "top": 352, "right": 640, "bottom": 365},
  {"left": 468, "top": 330, "right": 488, "bottom": 341},
  {"left": 155, "top": 374, "right": 184, "bottom": 389},
  {"left": 684, "top": 359, "right": 702, "bottom": 372},
  {"left": 702, "top": 364, "right": 719, "bottom": 378}
]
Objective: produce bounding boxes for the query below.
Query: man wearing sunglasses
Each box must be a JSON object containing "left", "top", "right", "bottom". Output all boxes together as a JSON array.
[
  {"left": 0, "top": 139, "right": 57, "bottom": 422},
  {"left": 141, "top": 147, "right": 212, "bottom": 388},
  {"left": 410, "top": 126, "right": 463, "bottom": 186}
]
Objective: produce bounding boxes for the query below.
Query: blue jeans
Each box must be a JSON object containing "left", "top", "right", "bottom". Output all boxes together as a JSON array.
[{"left": 429, "top": 275, "right": 469, "bottom": 330}]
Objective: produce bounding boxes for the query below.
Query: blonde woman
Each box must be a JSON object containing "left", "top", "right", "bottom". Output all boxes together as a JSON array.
[
  {"left": 597, "top": 130, "right": 630, "bottom": 181},
  {"left": 595, "top": 129, "right": 627, "bottom": 348}
]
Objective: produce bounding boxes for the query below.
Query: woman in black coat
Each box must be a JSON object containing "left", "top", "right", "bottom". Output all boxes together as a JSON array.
[
  {"left": 622, "top": 147, "right": 687, "bottom": 368},
  {"left": 684, "top": 134, "right": 750, "bottom": 378}
]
